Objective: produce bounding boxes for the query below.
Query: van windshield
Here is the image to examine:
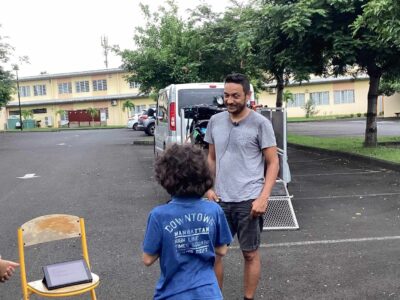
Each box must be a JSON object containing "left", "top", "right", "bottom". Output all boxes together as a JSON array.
[{"left": 178, "top": 88, "right": 224, "bottom": 114}]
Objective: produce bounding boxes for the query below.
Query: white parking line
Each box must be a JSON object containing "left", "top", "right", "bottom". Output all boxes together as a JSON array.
[
  {"left": 230, "top": 236, "right": 400, "bottom": 249},
  {"left": 295, "top": 192, "right": 400, "bottom": 200},
  {"left": 294, "top": 170, "right": 382, "bottom": 177}
]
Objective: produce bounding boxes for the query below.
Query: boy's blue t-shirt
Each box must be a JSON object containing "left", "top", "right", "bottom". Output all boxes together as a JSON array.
[{"left": 143, "top": 197, "right": 233, "bottom": 300}]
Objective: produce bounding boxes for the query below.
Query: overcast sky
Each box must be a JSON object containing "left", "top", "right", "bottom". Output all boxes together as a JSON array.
[{"left": 1, "top": 0, "right": 231, "bottom": 77}]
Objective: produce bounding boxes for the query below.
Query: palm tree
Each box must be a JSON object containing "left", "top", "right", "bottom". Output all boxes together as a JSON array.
[
  {"left": 21, "top": 109, "right": 34, "bottom": 120},
  {"left": 282, "top": 90, "right": 294, "bottom": 107},
  {"left": 56, "top": 109, "right": 66, "bottom": 118},
  {"left": 56, "top": 109, "right": 67, "bottom": 127},
  {"left": 86, "top": 107, "right": 99, "bottom": 126},
  {"left": 122, "top": 100, "right": 135, "bottom": 119}
]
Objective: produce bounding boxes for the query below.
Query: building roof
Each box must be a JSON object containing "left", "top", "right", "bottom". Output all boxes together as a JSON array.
[
  {"left": 18, "top": 68, "right": 125, "bottom": 82},
  {"left": 6, "top": 93, "right": 146, "bottom": 108}
]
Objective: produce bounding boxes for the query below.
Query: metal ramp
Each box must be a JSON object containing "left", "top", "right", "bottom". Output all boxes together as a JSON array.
[
  {"left": 259, "top": 108, "right": 299, "bottom": 230},
  {"left": 263, "top": 180, "right": 298, "bottom": 230}
]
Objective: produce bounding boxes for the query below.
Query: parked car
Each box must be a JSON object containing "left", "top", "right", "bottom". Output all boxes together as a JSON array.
[
  {"left": 143, "top": 116, "right": 155, "bottom": 136},
  {"left": 127, "top": 110, "right": 146, "bottom": 130},
  {"left": 137, "top": 108, "right": 156, "bottom": 136},
  {"left": 127, "top": 116, "right": 139, "bottom": 130}
]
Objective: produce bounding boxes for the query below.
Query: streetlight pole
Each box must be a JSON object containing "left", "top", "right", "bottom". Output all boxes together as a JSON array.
[{"left": 13, "top": 65, "right": 23, "bottom": 131}]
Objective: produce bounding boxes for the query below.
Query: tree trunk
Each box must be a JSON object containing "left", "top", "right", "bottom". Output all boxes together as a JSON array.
[
  {"left": 275, "top": 72, "right": 284, "bottom": 108},
  {"left": 364, "top": 67, "right": 382, "bottom": 147}
]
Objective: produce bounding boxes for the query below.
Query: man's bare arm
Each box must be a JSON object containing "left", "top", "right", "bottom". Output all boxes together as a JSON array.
[
  {"left": 250, "top": 146, "right": 279, "bottom": 217},
  {"left": 206, "top": 144, "right": 219, "bottom": 201}
]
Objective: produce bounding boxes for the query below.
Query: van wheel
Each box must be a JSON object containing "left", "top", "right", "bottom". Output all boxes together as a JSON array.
[
  {"left": 132, "top": 123, "right": 138, "bottom": 131},
  {"left": 146, "top": 123, "right": 155, "bottom": 136}
]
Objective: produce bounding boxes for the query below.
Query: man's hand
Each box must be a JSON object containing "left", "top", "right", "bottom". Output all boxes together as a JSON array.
[
  {"left": 250, "top": 197, "right": 268, "bottom": 218},
  {"left": 206, "top": 189, "right": 220, "bottom": 202},
  {"left": 0, "top": 259, "right": 19, "bottom": 283}
]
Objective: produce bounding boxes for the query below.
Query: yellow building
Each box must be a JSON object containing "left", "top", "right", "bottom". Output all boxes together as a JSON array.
[
  {"left": 2, "top": 68, "right": 155, "bottom": 130},
  {"left": 259, "top": 76, "right": 400, "bottom": 118}
]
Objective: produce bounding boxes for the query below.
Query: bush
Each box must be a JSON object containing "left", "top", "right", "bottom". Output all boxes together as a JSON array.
[
  {"left": 357, "top": 113, "right": 362, "bottom": 117},
  {"left": 302, "top": 99, "right": 319, "bottom": 118}
]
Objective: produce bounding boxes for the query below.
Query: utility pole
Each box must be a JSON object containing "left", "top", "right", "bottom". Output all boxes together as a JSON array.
[
  {"left": 12, "top": 64, "right": 23, "bottom": 131},
  {"left": 101, "top": 35, "right": 111, "bottom": 68}
]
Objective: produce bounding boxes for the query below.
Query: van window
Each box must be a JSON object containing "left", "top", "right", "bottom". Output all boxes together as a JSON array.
[
  {"left": 177, "top": 89, "right": 224, "bottom": 114},
  {"left": 157, "top": 92, "right": 168, "bottom": 124}
]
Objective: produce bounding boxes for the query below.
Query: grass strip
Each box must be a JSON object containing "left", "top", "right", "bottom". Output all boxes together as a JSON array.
[{"left": 287, "top": 134, "right": 400, "bottom": 163}]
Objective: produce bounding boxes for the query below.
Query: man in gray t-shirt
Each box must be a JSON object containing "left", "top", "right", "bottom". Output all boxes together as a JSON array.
[{"left": 204, "top": 73, "right": 279, "bottom": 300}]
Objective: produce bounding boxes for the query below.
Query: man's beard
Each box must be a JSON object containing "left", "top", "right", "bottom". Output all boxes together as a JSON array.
[{"left": 226, "top": 99, "right": 247, "bottom": 115}]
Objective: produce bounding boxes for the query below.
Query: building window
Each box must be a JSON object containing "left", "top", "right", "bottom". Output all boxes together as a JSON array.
[
  {"left": 58, "top": 82, "right": 72, "bottom": 94},
  {"left": 334, "top": 90, "right": 355, "bottom": 104},
  {"left": 310, "top": 91, "right": 329, "bottom": 105},
  {"left": 129, "top": 81, "right": 140, "bottom": 89},
  {"left": 9, "top": 110, "right": 20, "bottom": 115},
  {"left": 32, "top": 108, "right": 47, "bottom": 114},
  {"left": 33, "top": 85, "right": 47, "bottom": 96},
  {"left": 93, "top": 79, "right": 107, "bottom": 91},
  {"left": 287, "top": 93, "right": 305, "bottom": 107},
  {"left": 19, "top": 86, "right": 31, "bottom": 97},
  {"left": 135, "top": 105, "right": 147, "bottom": 114},
  {"left": 75, "top": 81, "right": 90, "bottom": 93}
]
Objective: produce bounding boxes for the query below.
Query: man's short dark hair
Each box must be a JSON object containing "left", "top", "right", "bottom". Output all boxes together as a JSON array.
[
  {"left": 224, "top": 73, "right": 251, "bottom": 95},
  {"left": 154, "top": 144, "right": 213, "bottom": 197}
]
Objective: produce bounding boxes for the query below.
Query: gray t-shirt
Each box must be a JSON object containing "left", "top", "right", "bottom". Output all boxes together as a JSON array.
[{"left": 204, "top": 110, "right": 277, "bottom": 203}]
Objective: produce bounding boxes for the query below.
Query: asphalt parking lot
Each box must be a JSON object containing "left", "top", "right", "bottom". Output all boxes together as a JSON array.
[
  {"left": 0, "top": 128, "right": 399, "bottom": 299},
  {"left": 254, "top": 146, "right": 400, "bottom": 299}
]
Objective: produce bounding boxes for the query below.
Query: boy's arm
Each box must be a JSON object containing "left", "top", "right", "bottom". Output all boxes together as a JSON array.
[
  {"left": 142, "top": 252, "right": 159, "bottom": 267},
  {"left": 214, "top": 245, "right": 228, "bottom": 257}
]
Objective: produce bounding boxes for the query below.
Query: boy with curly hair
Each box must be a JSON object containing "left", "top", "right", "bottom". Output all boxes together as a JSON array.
[{"left": 142, "top": 144, "right": 232, "bottom": 300}]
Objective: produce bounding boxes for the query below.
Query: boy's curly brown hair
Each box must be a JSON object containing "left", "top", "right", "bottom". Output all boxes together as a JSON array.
[{"left": 154, "top": 144, "right": 213, "bottom": 197}]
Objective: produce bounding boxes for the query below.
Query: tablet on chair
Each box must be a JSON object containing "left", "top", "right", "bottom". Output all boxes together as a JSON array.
[{"left": 42, "top": 259, "right": 93, "bottom": 290}]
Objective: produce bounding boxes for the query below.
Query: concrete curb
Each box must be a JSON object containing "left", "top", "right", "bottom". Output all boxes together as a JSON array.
[
  {"left": 288, "top": 142, "right": 400, "bottom": 172},
  {"left": 133, "top": 139, "right": 154, "bottom": 145}
]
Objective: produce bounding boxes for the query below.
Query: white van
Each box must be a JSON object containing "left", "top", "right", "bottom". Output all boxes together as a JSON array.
[{"left": 154, "top": 82, "right": 255, "bottom": 155}]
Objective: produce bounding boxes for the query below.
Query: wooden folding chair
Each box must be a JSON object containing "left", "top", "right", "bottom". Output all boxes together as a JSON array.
[{"left": 18, "top": 214, "right": 99, "bottom": 299}]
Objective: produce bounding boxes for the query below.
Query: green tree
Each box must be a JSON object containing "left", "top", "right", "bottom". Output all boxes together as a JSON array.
[
  {"left": 21, "top": 109, "right": 33, "bottom": 120},
  {"left": 122, "top": 100, "right": 135, "bottom": 119},
  {"left": 280, "top": 0, "right": 400, "bottom": 147},
  {"left": 117, "top": 1, "right": 261, "bottom": 94},
  {"left": 0, "top": 25, "right": 15, "bottom": 107},
  {"left": 283, "top": 89, "right": 294, "bottom": 106},
  {"left": 117, "top": 1, "right": 200, "bottom": 94},
  {"left": 251, "top": 0, "right": 325, "bottom": 107},
  {"left": 86, "top": 108, "right": 99, "bottom": 126},
  {"left": 56, "top": 109, "right": 66, "bottom": 118},
  {"left": 353, "top": 0, "right": 400, "bottom": 97}
]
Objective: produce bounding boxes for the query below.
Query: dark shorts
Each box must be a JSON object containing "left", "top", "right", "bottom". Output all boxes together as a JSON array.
[{"left": 219, "top": 200, "right": 264, "bottom": 252}]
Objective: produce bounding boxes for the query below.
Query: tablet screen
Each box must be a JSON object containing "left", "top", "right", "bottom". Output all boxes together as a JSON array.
[{"left": 43, "top": 259, "right": 92, "bottom": 289}]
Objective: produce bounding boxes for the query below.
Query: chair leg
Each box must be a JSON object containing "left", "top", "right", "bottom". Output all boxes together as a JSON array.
[
  {"left": 90, "top": 289, "right": 97, "bottom": 300},
  {"left": 22, "top": 290, "right": 29, "bottom": 300}
]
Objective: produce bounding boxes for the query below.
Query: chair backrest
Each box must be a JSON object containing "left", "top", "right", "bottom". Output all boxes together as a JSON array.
[{"left": 21, "top": 214, "right": 81, "bottom": 247}]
